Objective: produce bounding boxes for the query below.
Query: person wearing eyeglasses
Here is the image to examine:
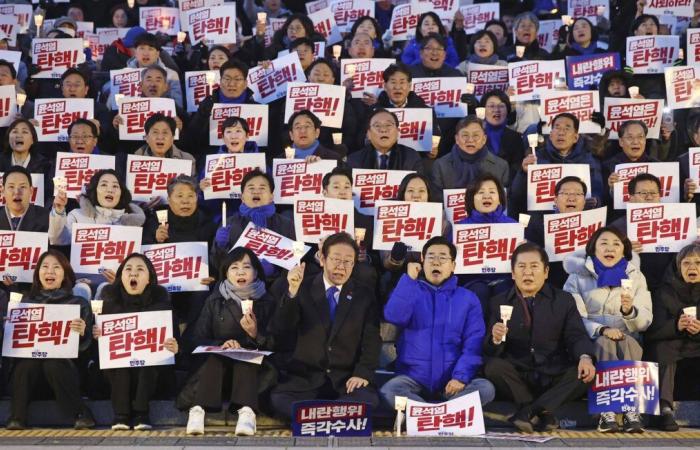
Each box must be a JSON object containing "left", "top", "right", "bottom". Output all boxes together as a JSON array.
[
  {"left": 269, "top": 232, "right": 381, "bottom": 420},
  {"left": 283, "top": 110, "right": 341, "bottom": 161},
  {"left": 380, "top": 236, "right": 495, "bottom": 410},
  {"left": 479, "top": 90, "right": 525, "bottom": 177}
]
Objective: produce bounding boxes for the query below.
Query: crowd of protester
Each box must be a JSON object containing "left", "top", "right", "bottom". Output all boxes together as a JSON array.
[{"left": 0, "top": 0, "right": 699, "bottom": 437}]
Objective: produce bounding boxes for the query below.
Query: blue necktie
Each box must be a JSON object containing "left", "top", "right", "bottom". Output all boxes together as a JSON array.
[
  {"left": 379, "top": 154, "right": 388, "bottom": 170},
  {"left": 326, "top": 286, "right": 339, "bottom": 322},
  {"left": 10, "top": 217, "right": 20, "bottom": 230}
]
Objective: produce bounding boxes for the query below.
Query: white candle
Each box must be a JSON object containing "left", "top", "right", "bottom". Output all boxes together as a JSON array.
[
  {"left": 500, "top": 305, "right": 513, "bottom": 342},
  {"left": 684, "top": 306, "right": 697, "bottom": 317},
  {"left": 621, "top": 278, "right": 633, "bottom": 296},
  {"left": 241, "top": 299, "right": 253, "bottom": 315},
  {"left": 156, "top": 209, "right": 168, "bottom": 225},
  {"left": 465, "top": 83, "right": 475, "bottom": 95},
  {"left": 16, "top": 92, "right": 26, "bottom": 107},
  {"left": 285, "top": 146, "right": 295, "bottom": 159},
  {"left": 527, "top": 133, "right": 539, "bottom": 148},
  {"left": 355, "top": 228, "right": 366, "bottom": 243},
  {"left": 475, "top": 107, "right": 486, "bottom": 119},
  {"left": 332, "top": 45, "right": 342, "bottom": 59},
  {"left": 431, "top": 135, "right": 441, "bottom": 147},
  {"left": 516, "top": 45, "right": 525, "bottom": 58},
  {"left": 34, "top": 14, "right": 44, "bottom": 28},
  {"left": 561, "top": 15, "right": 572, "bottom": 27},
  {"left": 628, "top": 86, "right": 640, "bottom": 97},
  {"left": 177, "top": 31, "right": 187, "bottom": 43},
  {"left": 518, "top": 214, "right": 531, "bottom": 227},
  {"left": 91, "top": 300, "right": 103, "bottom": 315},
  {"left": 221, "top": 203, "right": 227, "bottom": 227},
  {"left": 127, "top": 0, "right": 135, "bottom": 8},
  {"left": 332, "top": 133, "right": 342, "bottom": 145},
  {"left": 114, "top": 93, "right": 125, "bottom": 107},
  {"left": 257, "top": 12, "right": 267, "bottom": 23}
]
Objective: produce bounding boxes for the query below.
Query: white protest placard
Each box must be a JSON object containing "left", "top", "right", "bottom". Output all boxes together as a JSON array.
[
  {"left": 83, "top": 32, "right": 106, "bottom": 61},
  {"left": 185, "top": 5, "right": 236, "bottom": 45},
  {"left": 508, "top": 59, "right": 566, "bottom": 102},
  {"left": 263, "top": 18, "right": 286, "bottom": 47},
  {"left": 109, "top": 68, "right": 142, "bottom": 105},
  {"left": 0, "top": 50, "right": 21, "bottom": 74},
  {"left": 307, "top": 0, "right": 329, "bottom": 14},
  {"left": 689, "top": 148, "right": 700, "bottom": 193},
  {"left": 192, "top": 345, "right": 272, "bottom": 364},
  {"left": 453, "top": 223, "right": 523, "bottom": 274},
  {"left": 688, "top": 29, "right": 700, "bottom": 66},
  {"left": 70, "top": 224, "right": 142, "bottom": 275},
  {"left": 331, "top": 0, "right": 374, "bottom": 32},
  {"left": 537, "top": 20, "right": 561, "bottom": 54},
  {"left": 272, "top": 158, "right": 338, "bottom": 205},
  {"left": 0, "top": 4, "right": 31, "bottom": 33},
  {"left": 626, "top": 35, "right": 678, "bottom": 75},
  {"left": 390, "top": 2, "right": 432, "bottom": 41},
  {"left": 459, "top": 3, "right": 499, "bottom": 34},
  {"left": 118, "top": 97, "right": 178, "bottom": 141},
  {"left": 613, "top": 162, "right": 679, "bottom": 209},
  {"left": 406, "top": 392, "right": 485, "bottom": 436},
  {"left": 202, "top": 153, "right": 266, "bottom": 200},
  {"left": 179, "top": 0, "right": 224, "bottom": 15},
  {"left": 386, "top": 108, "right": 433, "bottom": 152},
  {"left": 413, "top": 78, "right": 468, "bottom": 118},
  {"left": 443, "top": 188, "right": 467, "bottom": 225},
  {"left": 0, "top": 173, "right": 44, "bottom": 207},
  {"left": 603, "top": 97, "right": 663, "bottom": 140},
  {"left": 544, "top": 207, "right": 607, "bottom": 262},
  {"left": 284, "top": 82, "right": 346, "bottom": 129},
  {"left": 664, "top": 66, "right": 700, "bottom": 110},
  {"left": 75, "top": 21, "right": 94, "bottom": 38},
  {"left": 568, "top": 0, "right": 610, "bottom": 21},
  {"left": 309, "top": 7, "right": 342, "bottom": 44},
  {"left": 97, "top": 310, "right": 175, "bottom": 369},
  {"left": 352, "top": 168, "right": 414, "bottom": 215},
  {"left": 340, "top": 58, "right": 394, "bottom": 99},
  {"left": 422, "top": 0, "right": 460, "bottom": 28},
  {"left": 372, "top": 200, "right": 442, "bottom": 251},
  {"left": 466, "top": 63, "right": 509, "bottom": 100},
  {"left": 527, "top": 164, "right": 592, "bottom": 211},
  {"left": 0, "top": 15, "right": 19, "bottom": 47},
  {"left": 142, "top": 242, "right": 209, "bottom": 293},
  {"left": 294, "top": 198, "right": 354, "bottom": 244},
  {"left": 54, "top": 152, "right": 116, "bottom": 199},
  {"left": 0, "top": 84, "right": 16, "bottom": 127},
  {"left": 34, "top": 98, "right": 94, "bottom": 142},
  {"left": 233, "top": 222, "right": 310, "bottom": 270},
  {"left": 627, "top": 203, "right": 697, "bottom": 253},
  {"left": 97, "top": 27, "right": 129, "bottom": 45},
  {"left": 644, "top": 0, "right": 694, "bottom": 17},
  {"left": 247, "top": 52, "right": 306, "bottom": 104},
  {"left": 31, "top": 38, "right": 86, "bottom": 79},
  {"left": 2, "top": 304, "right": 80, "bottom": 359},
  {"left": 0, "top": 231, "right": 48, "bottom": 283},
  {"left": 209, "top": 103, "right": 269, "bottom": 146},
  {"left": 185, "top": 70, "right": 219, "bottom": 113},
  {"left": 126, "top": 155, "right": 193, "bottom": 202},
  {"left": 140, "top": 7, "right": 180, "bottom": 35},
  {"left": 539, "top": 90, "right": 601, "bottom": 134}
]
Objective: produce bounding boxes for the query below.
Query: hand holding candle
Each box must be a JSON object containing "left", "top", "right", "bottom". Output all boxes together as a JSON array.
[
  {"left": 499, "top": 305, "right": 513, "bottom": 342},
  {"left": 620, "top": 279, "right": 633, "bottom": 314}
]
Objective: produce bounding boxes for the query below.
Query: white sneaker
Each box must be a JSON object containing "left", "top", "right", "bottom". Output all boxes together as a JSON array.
[
  {"left": 186, "top": 405, "right": 205, "bottom": 436},
  {"left": 234, "top": 406, "right": 256, "bottom": 436}
]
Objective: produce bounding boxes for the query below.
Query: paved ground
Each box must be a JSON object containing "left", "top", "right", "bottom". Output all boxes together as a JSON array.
[{"left": 0, "top": 428, "right": 700, "bottom": 448}]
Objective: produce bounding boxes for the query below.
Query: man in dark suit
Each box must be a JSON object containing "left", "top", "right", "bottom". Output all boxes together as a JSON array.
[
  {"left": 346, "top": 109, "right": 425, "bottom": 175},
  {"left": 0, "top": 166, "right": 49, "bottom": 232},
  {"left": 269, "top": 232, "right": 381, "bottom": 419},
  {"left": 483, "top": 242, "right": 596, "bottom": 433}
]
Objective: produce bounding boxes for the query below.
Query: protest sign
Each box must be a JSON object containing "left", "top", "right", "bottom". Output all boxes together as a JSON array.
[
  {"left": 306, "top": 0, "right": 329, "bottom": 14},
  {"left": 386, "top": 108, "right": 433, "bottom": 152},
  {"left": 97, "top": 310, "right": 175, "bottom": 369},
  {"left": 0, "top": 173, "right": 43, "bottom": 207},
  {"left": 0, "top": 84, "right": 16, "bottom": 127},
  {"left": 54, "top": 152, "right": 116, "bottom": 199},
  {"left": 284, "top": 82, "right": 346, "bottom": 128},
  {"left": 118, "top": 97, "right": 178, "bottom": 140},
  {"left": 566, "top": 53, "right": 621, "bottom": 90},
  {"left": 247, "top": 52, "right": 306, "bottom": 104},
  {"left": 589, "top": 360, "right": 660, "bottom": 415},
  {"left": 185, "top": 70, "right": 219, "bottom": 113},
  {"left": 508, "top": 60, "right": 566, "bottom": 102},
  {"left": 688, "top": 29, "right": 700, "bottom": 66},
  {"left": 125, "top": 155, "right": 193, "bottom": 202},
  {"left": 0, "top": 15, "right": 19, "bottom": 47},
  {"left": 209, "top": 103, "right": 269, "bottom": 146},
  {"left": 140, "top": 7, "right": 180, "bottom": 35},
  {"left": 294, "top": 198, "right": 354, "bottom": 244},
  {"left": 70, "top": 224, "right": 142, "bottom": 274},
  {"left": 390, "top": 2, "right": 432, "bottom": 41},
  {"left": 0, "top": 231, "right": 48, "bottom": 283},
  {"left": 0, "top": 50, "right": 21, "bottom": 75},
  {"left": 568, "top": 0, "right": 610, "bottom": 21},
  {"left": 459, "top": 3, "right": 499, "bottom": 34},
  {"left": 688, "top": 148, "right": 700, "bottom": 193},
  {"left": 2, "top": 304, "right": 80, "bottom": 359},
  {"left": 643, "top": 0, "right": 694, "bottom": 17},
  {"left": 330, "top": 0, "right": 374, "bottom": 32},
  {"left": 309, "top": 7, "right": 342, "bottom": 44},
  {"left": 603, "top": 98, "right": 663, "bottom": 140},
  {"left": 413, "top": 78, "right": 468, "bottom": 118},
  {"left": 202, "top": 153, "right": 266, "bottom": 200},
  {"left": 544, "top": 208, "right": 606, "bottom": 262},
  {"left": 453, "top": 223, "right": 523, "bottom": 274},
  {"left": 613, "top": 162, "right": 679, "bottom": 208},
  {"left": 626, "top": 203, "right": 696, "bottom": 253},
  {"left": 292, "top": 401, "right": 371, "bottom": 437},
  {"left": 664, "top": 66, "right": 700, "bottom": 110},
  {"left": 406, "top": 391, "right": 485, "bottom": 436},
  {"left": 466, "top": 63, "right": 509, "bottom": 99},
  {"left": 142, "top": 242, "right": 209, "bottom": 292},
  {"left": 272, "top": 159, "right": 337, "bottom": 205},
  {"left": 34, "top": 98, "right": 93, "bottom": 142},
  {"left": 539, "top": 90, "right": 601, "bottom": 134},
  {"left": 443, "top": 189, "right": 467, "bottom": 225},
  {"left": 179, "top": 0, "right": 223, "bottom": 16},
  {"left": 626, "top": 35, "right": 678, "bottom": 75},
  {"left": 372, "top": 200, "right": 442, "bottom": 251},
  {"left": 537, "top": 20, "right": 560, "bottom": 54},
  {"left": 423, "top": 0, "right": 460, "bottom": 28},
  {"left": 31, "top": 38, "right": 85, "bottom": 79},
  {"left": 233, "top": 222, "right": 309, "bottom": 270},
  {"left": 340, "top": 58, "right": 394, "bottom": 98},
  {"left": 184, "top": 5, "right": 236, "bottom": 45},
  {"left": 109, "top": 68, "right": 142, "bottom": 104},
  {"left": 352, "top": 169, "right": 414, "bottom": 215},
  {"left": 0, "top": 4, "right": 31, "bottom": 33},
  {"left": 527, "top": 164, "right": 591, "bottom": 211}
]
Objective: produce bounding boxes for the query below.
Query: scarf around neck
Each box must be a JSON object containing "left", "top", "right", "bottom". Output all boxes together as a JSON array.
[
  {"left": 239, "top": 202, "right": 275, "bottom": 228},
  {"left": 485, "top": 122, "right": 506, "bottom": 155},
  {"left": 571, "top": 42, "right": 596, "bottom": 55},
  {"left": 469, "top": 53, "right": 499, "bottom": 65},
  {"left": 451, "top": 144, "right": 487, "bottom": 188},
  {"left": 592, "top": 256, "right": 629, "bottom": 288},
  {"left": 218, "top": 279, "right": 267, "bottom": 309},
  {"left": 466, "top": 205, "right": 509, "bottom": 224}
]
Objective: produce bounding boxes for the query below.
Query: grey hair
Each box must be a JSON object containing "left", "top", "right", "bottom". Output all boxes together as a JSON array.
[
  {"left": 141, "top": 64, "right": 167, "bottom": 79},
  {"left": 618, "top": 120, "right": 649, "bottom": 138},
  {"left": 513, "top": 11, "right": 539, "bottom": 32},
  {"left": 167, "top": 174, "right": 199, "bottom": 196},
  {"left": 676, "top": 244, "right": 700, "bottom": 272}
]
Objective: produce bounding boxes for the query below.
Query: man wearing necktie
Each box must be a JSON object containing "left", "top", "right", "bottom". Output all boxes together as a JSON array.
[
  {"left": 483, "top": 242, "right": 597, "bottom": 433},
  {"left": 269, "top": 232, "right": 381, "bottom": 420},
  {"left": 0, "top": 167, "right": 50, "bottom": 234}
]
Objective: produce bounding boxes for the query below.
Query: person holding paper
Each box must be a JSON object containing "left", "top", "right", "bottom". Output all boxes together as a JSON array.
[
  {"left": 563, "top": 226, "right": 652, "bottom": 432},
  {"left": 646, "top": 243, "right": 700, "bottom": 431},
  {"left": 381, "top": 236, "right": 495, "bottom": 409},
  {"left": 0, "top": 166, "right": 49, "bottom": 233},
  {"left": 269, "top": 232, "right": 381, "bottom": 419},
  {"left": 484, "top": 243, "right": 596, "bottom": 433},
  {"left": 178, "top": 248, "right": 276, "bottom": 436},
  {"left": 211, "top": 169, "right": 295, "bottom": 276},
  {"left": 6, "top": 250, "right": 95, "bottom": 430},
  {"left": 93, "top": 253, "right": 179, "bottom": 431}
]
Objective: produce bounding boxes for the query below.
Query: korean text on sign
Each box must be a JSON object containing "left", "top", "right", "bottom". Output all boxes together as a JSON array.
[
  {"left": 126, "top": 155, "right": 193, "bottom": 202},
  {"left": 589, "top": 360, "right": 659, "bottom": 415},
  {"left": 272, "top": 159, "right": 338, "bottom": 205},
  {"left": 372, "top": 200, "right": 442, "bottom": 251},
  {"left": 294, "top": 198, "right": 354, "bottom": 244},
  {"left": 142, "top": 242, "right": 209, "bottom": 293},
  {"left": 452, "top": 223, "right": 523, "bottom": 274},
  {"left": 202, "top": 153, "right": 266, "bottom": 200},
  {"left": 70, "top": 224, "right": 142, "bottom": 274},
  {"left": 527, "top": 164, "right": 591, "bottom": 211},
  {"left": 0, "top": 231, "right": 48, "bottom": 283},
  {"left": 352, "top": 169, "right": 415, "bottom": 215},
  {"left": 232, "top": 222, "right": 309, "bottom": 271},
  {"left": 612, "top": 162, "right": 680, "bottom": 208},
  {"left": 544, "top": 208, "right": 606, "bottom": 262},
  {"left": 1, "top": 304, "right": 80, "bottom": 359},
  {"left": 209, "top": 103, "right": 268, "bottom": 146},
  {"left": 292, "top": 400, "right": 371, "bottom": 437},
  {"left": 626, "top": 203, "right": 697, "bottom": 253},
  {"left": 406, "top": 392, "right": 485, "bottom": 436}
]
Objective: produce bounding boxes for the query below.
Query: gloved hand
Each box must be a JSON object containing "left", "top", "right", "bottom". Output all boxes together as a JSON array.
[
  {"left": 174, "top": 43, "right": 186, "bottom": 55},
  {"left": 591, "top": 111, "right": 606, "bottom": 129},
  {"left": 214, "top": 225, "right": 231, "bottom": 248},
  {"left": 390, "top": 242, "right": 408, "bottom": 262},
  {"left": 83, "top": 46, "right": 93, "bottom": 62},
  {"left": 460, "top": 93, "right": 478, "bottom": 114}
]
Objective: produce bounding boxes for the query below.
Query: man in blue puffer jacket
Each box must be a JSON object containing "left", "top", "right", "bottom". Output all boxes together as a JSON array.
[{"left": 380, "top": 236, "right": 496, "bottom": 409}]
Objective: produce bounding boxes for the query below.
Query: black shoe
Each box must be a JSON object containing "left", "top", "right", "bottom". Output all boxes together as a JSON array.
[
  {"left": 74, "top": 412, "right": 95, "bottom": 430},
  {"left": 658, "top": 408, "right": 679, "bottom": 432},
  {"left": 597, "top": 412, "right": 619, "bottom": 433},
  {"left": 133, "top": 414, "right": 152, "bottom": 431},
  {"left": 536, "top": 411, "right": 558, "bottom": 432},
  {"left": 510, "top": 408, "right": 535, "bottom": 433},
  {"left": 6, "top": 419, "right": 26, "bottom": 430},
  {"left": 623, "top": 412, "right": 643, "bottom": 433}
]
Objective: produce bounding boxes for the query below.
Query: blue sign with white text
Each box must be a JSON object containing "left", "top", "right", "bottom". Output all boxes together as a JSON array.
[
  {"left": 566, "top": 53, "right": 621, "bottom": 90},
  {"left": 588, "top": 360, "right": 659, "bottom": 415},
  {"left": 291, "top": 400, "right": 372, "bottom": 437}
]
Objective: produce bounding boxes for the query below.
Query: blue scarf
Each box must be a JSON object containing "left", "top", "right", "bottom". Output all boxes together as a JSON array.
[
  {"left": 485, "top": 122, "right": 505, "bottom": 156},
  {"left": 468, "top": 53, "right": 499, "bottom": 65},
  {"left": 451, "top": 144, "right": 488, "bottom": 188},
  {"left": 239, "top": 203, "right": 276, "bottom": 228},
  {"left": 218, "top": 90, "right": 249, "bottom": 104},
  {"left": 570, "top": 42, "right": 597, "bottom": 56},
  {"left": 294, "top": 140, "right": 320, "bottom": 158},
  {"left": 592, "top": 256, "right": 629, "bottom": 288},
  {"left": 463, "top": 205, "right": 513, "bottom": 224}
]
